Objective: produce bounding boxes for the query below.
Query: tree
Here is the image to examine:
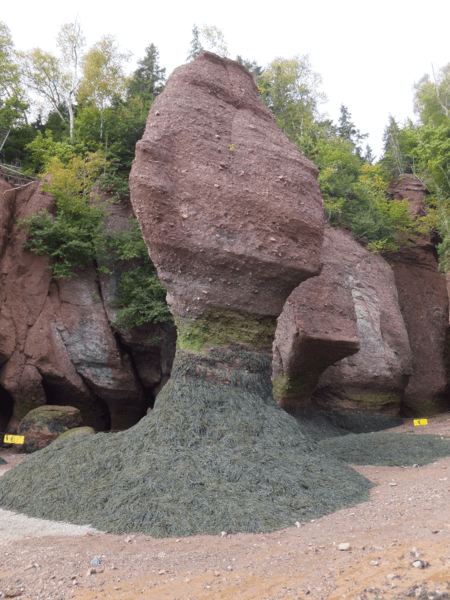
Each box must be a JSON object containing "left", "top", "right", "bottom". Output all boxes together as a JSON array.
[
  {"left": 381, "top": 116, "right": 418, "bottom": 177},
  {"left": 415, "top": 64, "right": 450, "bottom": 126},
  {"left": 77, "top": 35, "right": 130, "bottom": 138},
  {"left": 16, "top": 22, "right": 85, "bottom": 140},
  {"left": 0, "top": 22, "right": 21, "bottom": 99},
  {"left": 127, "top": 43, "right": 165, "bottom": 100},
  {"left": 236, "top": 56, "right": 263, "bottom": 81},
  {"left": 187, "top": 25, "right": 204, "bottom": 61},
  {"left": 19, "top": 48, "right": 67, "bottom": 122},
  {"left": 258, "top": 55, "right": 327, "bottom": 152},
  {"left": 186, "top": 24, "right": 229, "bottom": 60},
  {"left": 20, "top": 151, "right": 109, "bottom": 278},
  {"left": 337, "top": 104, "right": 368, "bottom": 156},
  {"left": 0, "top": 21, "right": 27, "bottom": 151},
  {"left": 56, "top": 21, "right": 85, "bottom": 138},
  {"left": 199, "top": 25, "right": 229, "bottom": 57}
]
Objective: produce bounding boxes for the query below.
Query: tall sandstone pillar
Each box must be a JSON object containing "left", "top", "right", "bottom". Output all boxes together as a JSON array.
[{"left": 130, "top": 52, "right": 324, "bottom": 401}]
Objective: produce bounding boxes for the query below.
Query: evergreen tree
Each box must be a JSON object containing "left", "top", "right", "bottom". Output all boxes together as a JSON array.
[
  {"left": 187, "top": 25, "right": 203, "bottom": 61},
  {"left": 236, "top": 56, "right": 264, "bottom": 81},
  {"left": 337, "top": 104, "right": 368, "bottom": 156},
  {"left": 127, "top": 43, "right": 166, "bottom": 100}
]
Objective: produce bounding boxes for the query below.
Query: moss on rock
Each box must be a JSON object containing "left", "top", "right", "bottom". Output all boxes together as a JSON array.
[
  {"left": 176, "top": 309, "right": 277, "bottom": 353},
  {"left": 17, "top": 405, "right": 83, "bottom": 453},
  {"left": 346, "top": 392, "right": 402, "bottom": 411},
  {"left": 272, "top": 371, "right": 323, "bottom": 406},
  {"left": 57, "top": 426, "right": 95, "bottom": 441}
]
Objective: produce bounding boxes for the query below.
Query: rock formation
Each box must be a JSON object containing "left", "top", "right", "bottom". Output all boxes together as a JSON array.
[
  {"left": 130, "top": 52, "right": 324, "bottom": 323},
  {"left": 313, "top": 232, "right": 413, "bottom": 413},
  {"left": 387, "top": 174, "right": 428, "bottom": 218},
  {"left": 386, "top": 243, "right": 449, "bottom": 415},
  {"left": 0, "top": 53, "right": 373, "bottom": 537},
  {"left": 0, "top": 178, "right": 175, "bottom": 433},
  {"left": 273, "top": 227, "right": 361, "bottom": 411}
]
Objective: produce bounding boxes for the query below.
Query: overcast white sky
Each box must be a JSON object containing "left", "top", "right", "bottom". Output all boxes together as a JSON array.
[{"left": 3, "top": 0, "right": 449, "bottom": 159}]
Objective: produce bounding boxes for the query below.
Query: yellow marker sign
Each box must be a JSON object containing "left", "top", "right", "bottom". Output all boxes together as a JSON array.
[
  {"left": 3, "top": 434, "right": 24, "bottom": 445},
  {"left": 413, "top": 419, "right": 428, "bottom": 426}
]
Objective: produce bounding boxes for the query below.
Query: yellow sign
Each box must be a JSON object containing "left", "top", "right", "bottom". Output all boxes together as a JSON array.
[
  {"left": 413, "top": 419, "right": 428, "bottom": 426},
  {"left": 3, "top": 434, "right": 24, "bottom": 444}
]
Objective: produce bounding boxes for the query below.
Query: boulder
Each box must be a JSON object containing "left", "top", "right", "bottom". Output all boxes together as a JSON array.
[
  {"left": 272, "top": 227, "right": 360, "bottom": 410},
  {"left": 386, "top": 244, "right": 450, "bottom": 415},
  {"left": 57, "top": 426, "right": 95, "bottom": 441},
  {"left": 314, "top": 232, "right": 412, "bottom": 414},
  {"left": 17, "top": 405, "right": 82, "bottom": 453}
]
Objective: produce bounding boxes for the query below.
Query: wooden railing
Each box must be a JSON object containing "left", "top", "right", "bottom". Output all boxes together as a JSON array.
[{"left": 0, "top": 163, "right": 37, "bottom": 187}]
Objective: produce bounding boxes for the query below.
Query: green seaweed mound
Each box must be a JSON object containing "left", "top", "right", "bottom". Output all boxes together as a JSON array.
[{"left": 0, "top": 349, "right": 372, "bottom": 537}]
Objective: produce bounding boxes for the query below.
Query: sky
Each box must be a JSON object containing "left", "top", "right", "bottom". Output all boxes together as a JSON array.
[{"left": 3, "top": 0, "right": 450, "bottom": 159}]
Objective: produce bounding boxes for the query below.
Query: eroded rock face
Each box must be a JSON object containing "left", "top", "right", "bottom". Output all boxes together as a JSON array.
[
  {"left": 130, "top": 51, "right": 324, "bottom": 324},
  {"left": 0, "top": 179, "right": 175, "bottom": 432},
  {"left": 386, "top": 244, "right": 450, "bottom": 415},
  {"left": 314, "top": 233, "right": 413, "bottom": 413},
  {"left": 387, "top": 175, "right": 428, "bottom": 218},
  {"left": 272, "top": 227, "right": 360, "bottom": 411}
]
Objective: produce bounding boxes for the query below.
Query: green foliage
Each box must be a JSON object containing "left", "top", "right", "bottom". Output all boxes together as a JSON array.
[
  {"left": 107, "top": 217, "right": 171, "bottom": 328},
  {"left": 259, "top": 55, "right": 327, "bottom": 151},
  {"left": 317, "top": 138, "right": 423, "bottom": 249},
  {"left": 413, "top": 122, "right": 450, "bottom": 196},
  {"left": 337, "top": 104, "right": 368, "bottom": 157},
  {"left": 380, "top": 116, "right": 418, "bottom": 177},
  {"left": 107, "top": 216, "right": 148, "bottom": 259},
  {"left": 25, "top": 130, "right": 86, "bottom": 172},
  {"left": 74, "top": 95, "right": 151, "bottom": 198},
  {"left": 20, "top": 153, "right": 108, "bottom": 278},
  {"left": 414, "top": 64, "right": 450, "bottom": 127},
  {"left": 127, "top": 43, "right": 165, "bottom": 100},
  {"left": 113, "top": 262, "right": 171, "bottom": 329},
  {"left": 21, "top": 204, "right": 107, "bottom": 279}
]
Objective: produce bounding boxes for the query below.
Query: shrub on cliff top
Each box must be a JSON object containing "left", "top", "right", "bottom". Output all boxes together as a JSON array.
[
  {"left": 20, "top": 161, "right": 171, "bottom": 328},
  {"left": 20, "top": 153, "right": 109, "bottom": 278}
]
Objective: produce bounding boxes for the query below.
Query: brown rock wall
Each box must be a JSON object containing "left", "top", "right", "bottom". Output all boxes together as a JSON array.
[
  {"left": 387, "top": 174, "right": 428, "bottom": 218},
  {"left": 386, "top": 244, "right": 450, "bottom": 415},
  {"left": 0, "top": 178, "right": 175, "bottom": 433}
]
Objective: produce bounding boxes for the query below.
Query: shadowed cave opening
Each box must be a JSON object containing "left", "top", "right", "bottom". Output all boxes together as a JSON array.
[
  {"left": 41, "top": 378, "right": 111, "bottom": 432},
  {"left": 0, "top": 385, "right": 14, "bottom": 432}
]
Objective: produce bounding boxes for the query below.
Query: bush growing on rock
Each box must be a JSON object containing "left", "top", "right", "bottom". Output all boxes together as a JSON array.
[{"left": 20, "top": 159, "right": 171, "bottom": 329}]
